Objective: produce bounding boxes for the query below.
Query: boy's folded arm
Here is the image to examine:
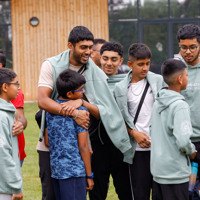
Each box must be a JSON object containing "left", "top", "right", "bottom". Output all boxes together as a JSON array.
[{"left": 38, "top": 87, "right": 90, "bottom": 129}]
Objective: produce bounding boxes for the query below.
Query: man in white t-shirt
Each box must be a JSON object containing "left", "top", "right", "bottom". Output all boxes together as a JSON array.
[
  {"left": 37, "top": 26, "right": 99, "bottom": 200},
  {"left": 37, "top": 26, "right": 132, "bottom": 200},
  {"left": 114, "top": 43, "right": 165, "bottom": 200}
]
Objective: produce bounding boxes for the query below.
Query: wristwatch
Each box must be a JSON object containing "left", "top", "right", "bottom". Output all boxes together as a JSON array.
[{"left": 86, "top": 172, "right": 94, "bottom": 179}]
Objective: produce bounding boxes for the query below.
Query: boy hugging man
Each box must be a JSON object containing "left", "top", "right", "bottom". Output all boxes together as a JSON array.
[
  {"left": 150, "top": 58, "right": 196, "bottom": 200},
  {"left": 0, "top": 68, "right": 23, "bottom": 200},
  {"left": 46, "top": 69, "right": 94, "bottom": 200}
]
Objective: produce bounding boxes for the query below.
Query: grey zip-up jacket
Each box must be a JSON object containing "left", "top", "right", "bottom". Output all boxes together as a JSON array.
[{"left": 114, "top": 70, "right": 165, "bottom": 159}]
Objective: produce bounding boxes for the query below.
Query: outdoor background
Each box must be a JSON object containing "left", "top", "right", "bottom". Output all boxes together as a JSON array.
[{"left": 22, "top": 102, "right": 118, "bottom": 200}]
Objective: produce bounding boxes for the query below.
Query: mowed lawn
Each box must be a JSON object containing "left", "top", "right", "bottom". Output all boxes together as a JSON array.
[{"left": 22, "top": 102, "right": 118, "bottom": 199}]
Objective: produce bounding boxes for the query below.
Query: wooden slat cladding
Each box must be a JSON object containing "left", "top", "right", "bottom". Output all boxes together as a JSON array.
[{"left": 11, "top": 0, "right": 109, "bottom": 101}]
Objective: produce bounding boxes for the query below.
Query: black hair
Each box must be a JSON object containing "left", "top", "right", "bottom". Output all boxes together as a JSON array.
[
  {"left": 177, "top": 24, "right": 200, "bottom": 43},
  {"left": 56, "top": 69, "right": 86, "bottom": 99},
  {"left": 161, "top": 58, "right": 186, "bottom": 85},
  {"left": 93, "top": 39, "right": 106, "bottom": 46},
  {"left": 128, "top": 43, "right": 152, "bottom": 61},
  {"left": 100, "top": 41, "right": 123, "bottom": 57},
  {"left": 0, "top": 53, "right": 6, "bottom": 67},
  {"left": 68, "top": 26, "right": 94, "bottom": 46},
  {"left": 0, "top": 68, "right": 17, "bottom": 93}
]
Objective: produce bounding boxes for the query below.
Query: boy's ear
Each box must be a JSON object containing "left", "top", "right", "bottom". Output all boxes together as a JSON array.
[
  {"left": 1, "top": 83, "right": 8, "bottom": 93},
  {"left": 68, "top": 42, "right": 74, "bottom": 50},
  {"left": 177, "top": 74, "right": 182, "bottom": 85},
  {"left": 119, "top": 57, "right": 124, "bottom": 66},
  {"left": 66, "top": 91, "right": 72, "bottom": 98},
  {"left": 127, "top": 61, "right": 133, "bottom": 69}
]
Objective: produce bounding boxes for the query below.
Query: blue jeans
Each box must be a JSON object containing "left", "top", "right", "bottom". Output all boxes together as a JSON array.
[{"left": 52, "top": 177, "right": 86, "bottom": 200}]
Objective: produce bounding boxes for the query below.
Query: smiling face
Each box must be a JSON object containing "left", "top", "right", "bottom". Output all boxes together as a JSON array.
[
  {"left": 68, "top": 40, "right": 94, "bottom": 66},
  {"left": 179, "top": 38, "right": 200, "bottom": 66},
  {"left": 101, "top": 50, "right": 123, "bottom": 76},
  {"left": 128, "top": 58, "right": 150, "bottom": 83}
]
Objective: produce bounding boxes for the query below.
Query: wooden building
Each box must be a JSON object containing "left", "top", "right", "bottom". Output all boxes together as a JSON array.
[{"left": 11, "top": 0, "right": 109, "bottom": 101}]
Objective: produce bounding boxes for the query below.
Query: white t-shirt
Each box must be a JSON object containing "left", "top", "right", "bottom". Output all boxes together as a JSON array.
[
  {"left": 37, "top": 61, "right": 84, "bottom": 151},
  {"left": 38, "top": 60, "right": 84, "bottom": 89},
  {"left": 127, "top": 78, "right": 154, "bottom": 151}
]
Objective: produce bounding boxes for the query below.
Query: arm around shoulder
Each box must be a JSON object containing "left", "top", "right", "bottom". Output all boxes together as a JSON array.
[{"left": 38, "top": 86, "right": 62, "bottom": 115}]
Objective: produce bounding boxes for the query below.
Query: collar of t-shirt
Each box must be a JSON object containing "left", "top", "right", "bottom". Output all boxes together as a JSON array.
[{"left": 69, "top": 64, "right": 86, "bottom": 76}]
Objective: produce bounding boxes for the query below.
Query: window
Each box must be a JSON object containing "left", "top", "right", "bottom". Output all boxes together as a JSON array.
[{"left": 0, "top": 1, "right": 12, "bottom": 68}]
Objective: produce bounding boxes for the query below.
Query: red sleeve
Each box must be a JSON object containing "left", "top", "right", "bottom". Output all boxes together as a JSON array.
[{"left": 11, "top": 89, "right": 24, "bottom": 108}]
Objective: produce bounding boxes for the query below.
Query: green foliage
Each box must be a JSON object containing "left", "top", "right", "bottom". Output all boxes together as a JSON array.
[{"left": 109, "top": 0, "right": 200, "bottom": 73}]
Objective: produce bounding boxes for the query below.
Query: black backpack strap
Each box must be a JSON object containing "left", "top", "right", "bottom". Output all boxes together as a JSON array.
[
  {"left": 77, "top": 64, "right": 86, "bottom": 74},
  {"left": 133, "top": 81, "right": 150, "bottom": 125}
]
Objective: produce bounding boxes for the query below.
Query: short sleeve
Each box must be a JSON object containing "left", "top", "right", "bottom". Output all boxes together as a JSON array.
[
  {"left": 75, "top": 106, "right": 88, "bottom": 134},
  {"left": 38, "top": 61, "right": 53, "bottom": 90}
]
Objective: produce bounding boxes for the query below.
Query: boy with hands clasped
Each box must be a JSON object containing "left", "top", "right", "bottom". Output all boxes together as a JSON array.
[
  {"left": 150, "top": 58, "right": 197, "bottom": 200},
  {"left": 46, "top": 69, "right": 94, "bottom": 200},
  {"left": 0, "top": 68, "right": 23, "bottom": 200}
]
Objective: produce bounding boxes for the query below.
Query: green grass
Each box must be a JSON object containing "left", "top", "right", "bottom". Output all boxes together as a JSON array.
[
  {"left": 22, "top": 103, "right": 42, "bottom": 200},
  {"left": 22, "top": 102, "right": 118, "bottom": 199}
]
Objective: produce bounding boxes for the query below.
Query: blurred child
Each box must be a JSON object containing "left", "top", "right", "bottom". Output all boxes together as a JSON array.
[
  {"left": 150, "top": 58, "right": 196, "bottom": 200},
  {"left": 0, "top": 68, "right": 23, "bottom": 200},
  {"left": 46, "top": 69, "right": 94, "bottom": 200}
]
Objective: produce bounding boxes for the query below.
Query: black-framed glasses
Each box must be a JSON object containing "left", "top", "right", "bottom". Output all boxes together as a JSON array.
[
  {"left": 71, "top": 88, "right": 84, "bottom": 93},
  {"left": 6, "top": 82, "right": 20, "bottom": 88},
  {"left": 179, "top": 45, "right": 199, "bottom": 53}
]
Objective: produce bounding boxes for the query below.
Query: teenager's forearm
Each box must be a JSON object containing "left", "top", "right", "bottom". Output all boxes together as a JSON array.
[
  {"left": 38, "top": 96, "right": 63, "bottom": 115},
  {"left": 127, "top": 126, "right": 135, "bottom": 138},
  {"left": 82, "top": 99, "right": 100, "bottom": 119},
  {"left": 38, "top": 87, "right": 63, "bottom": 115}
]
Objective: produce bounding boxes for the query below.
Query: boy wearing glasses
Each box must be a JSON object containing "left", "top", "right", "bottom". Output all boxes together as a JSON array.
[
  {"left": 46, "top": 69, "right": 94, "bottom": 200},
  {"left": 0, "top": 68, "right": 23, "bottom": 200},
  {"left": 0, "top": 53, "right": 27, "bottom": 168},
  {"left": 177, "top": 24, "right": 200, "bottom": 198}
]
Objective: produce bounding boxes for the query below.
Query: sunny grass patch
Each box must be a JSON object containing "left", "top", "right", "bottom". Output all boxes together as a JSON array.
[{"left": 22, "top": 102, "right": 118, "bottom": 199}]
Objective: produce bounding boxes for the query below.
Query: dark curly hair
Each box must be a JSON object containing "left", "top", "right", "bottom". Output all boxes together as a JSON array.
[
  {"left": 100, "top": 41, "right": 123, "bottom": 57},
  {"left": 177, "top": 24, "right": 200, "bottom": 43}
]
